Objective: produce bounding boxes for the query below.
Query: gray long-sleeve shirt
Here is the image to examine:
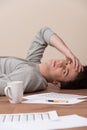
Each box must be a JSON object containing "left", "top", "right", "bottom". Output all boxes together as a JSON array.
[{"left": 0, "top": 27, "right": 54, "bottom": 95}]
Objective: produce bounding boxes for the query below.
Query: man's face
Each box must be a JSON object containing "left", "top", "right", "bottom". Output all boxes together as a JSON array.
[{"left": 46, "top": 59, "right": 79, "bottom": 82}]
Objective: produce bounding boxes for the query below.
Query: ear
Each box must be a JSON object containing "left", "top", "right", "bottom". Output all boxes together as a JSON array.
[{"left": 52, "top": 81, "right": 61, "bottom": 88}]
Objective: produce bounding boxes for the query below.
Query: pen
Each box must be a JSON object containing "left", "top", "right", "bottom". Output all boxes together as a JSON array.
[{"left": 47, "top": 99, "right": 68, "bottom": 103}]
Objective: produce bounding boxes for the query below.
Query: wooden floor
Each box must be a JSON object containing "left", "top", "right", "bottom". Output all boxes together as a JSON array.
[{"left": 0, "top": 84, "right": 87, "bottom": 130}]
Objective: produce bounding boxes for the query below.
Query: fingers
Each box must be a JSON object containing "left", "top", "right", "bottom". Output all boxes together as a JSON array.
[
  {"left": 73, "top": 57, "right": 83, "bottom": 72},
  {"left": 66, "top": 56, "right": 83, "bottom": 72}
]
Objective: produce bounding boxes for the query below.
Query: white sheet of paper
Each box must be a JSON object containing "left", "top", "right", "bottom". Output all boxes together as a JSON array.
[
  {"left": 0, "top": 111, "right": 58, "bottom": 123},
  {"left": 23, "top": 92, "right": 87, "bottom": 100},
  {"left": 22, "top": 92, "right": 87, "bottom": 105},
  {"left": 0, "top": 114, "right": 87, "bottom": 130},
  {"left": 22, "top": 98, "right": 85, "bottom": 104}
]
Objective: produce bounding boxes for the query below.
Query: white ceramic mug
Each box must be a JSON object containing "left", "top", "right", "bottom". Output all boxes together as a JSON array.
[{"left": 4, "top": 81, "right": 24, "bottom": 103}]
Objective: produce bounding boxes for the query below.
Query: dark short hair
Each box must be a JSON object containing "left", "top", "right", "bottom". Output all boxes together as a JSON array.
[{"left": 61, "top": 66, "right": 87, "bottom": 89}]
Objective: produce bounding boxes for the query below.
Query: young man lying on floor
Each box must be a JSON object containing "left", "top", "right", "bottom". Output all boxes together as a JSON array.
[{"left": 0, "top": 27, "right": 83, "bottom": 95}]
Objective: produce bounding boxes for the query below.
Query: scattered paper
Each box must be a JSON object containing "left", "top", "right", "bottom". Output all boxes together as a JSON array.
[
  {"left": 0, "top": 111, "right": 87, "bottom": 130},
  {"left": 22, "top": 92, "right": 87, "bottom": 105},
  {"left": 0, "top": 111, "right": 58, "bottom": 123}
]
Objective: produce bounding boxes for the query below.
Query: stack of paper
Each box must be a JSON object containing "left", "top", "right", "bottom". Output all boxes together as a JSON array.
[{"left": 22, "top": 92, "right": 87, "bottom": 105}]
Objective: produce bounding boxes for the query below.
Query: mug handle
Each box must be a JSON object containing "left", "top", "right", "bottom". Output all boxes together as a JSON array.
[{"left": 4, "top": 86, "right": 12, "bottom": 99}]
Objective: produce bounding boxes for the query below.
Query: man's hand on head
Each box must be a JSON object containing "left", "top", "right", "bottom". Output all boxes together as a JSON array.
[{"left": 66, "top": 56, "right": 83, "bottom": 73}]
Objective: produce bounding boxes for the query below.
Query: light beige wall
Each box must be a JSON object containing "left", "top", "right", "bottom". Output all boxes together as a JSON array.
[{"left": 0, "top": 0, "right": 87, "bottom": 65}]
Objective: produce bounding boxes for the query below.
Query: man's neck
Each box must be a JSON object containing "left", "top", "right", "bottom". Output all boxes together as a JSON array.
[{"left": 39, "top": 63, "right": 52, "bottom": 82}]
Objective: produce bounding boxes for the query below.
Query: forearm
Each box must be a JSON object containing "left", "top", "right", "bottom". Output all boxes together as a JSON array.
[
  {"left": 49, "top": 33, "right": 83, "bottom": 72},
  {"left": 50, "top": 34, "right": 72, "bottom": 58}
]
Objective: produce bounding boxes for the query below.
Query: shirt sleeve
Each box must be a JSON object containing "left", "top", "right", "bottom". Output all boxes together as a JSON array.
[
  {"left": 0, "top": 75, "right": 10, "bottom": 96},
  {"left": 26, "top": 26, "right": 55, "bottom": 63}
]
